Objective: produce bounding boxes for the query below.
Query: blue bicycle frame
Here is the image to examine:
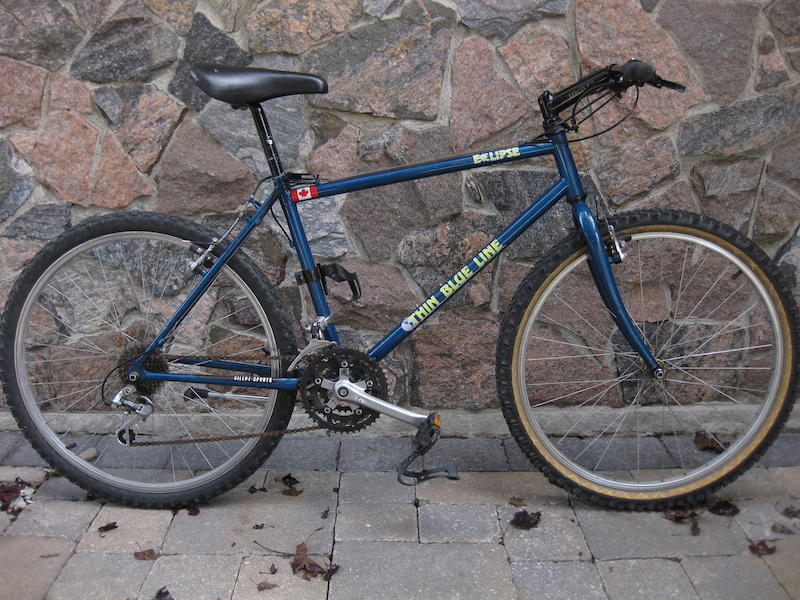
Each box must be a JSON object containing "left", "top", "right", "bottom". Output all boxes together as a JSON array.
[{"left": 133, "top": 132, "right": 661, "bottom": 393}]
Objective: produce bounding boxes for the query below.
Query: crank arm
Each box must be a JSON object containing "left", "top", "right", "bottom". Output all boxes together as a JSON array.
[{"left": 329, "top": 380, "right": 428, "bottom": 427}]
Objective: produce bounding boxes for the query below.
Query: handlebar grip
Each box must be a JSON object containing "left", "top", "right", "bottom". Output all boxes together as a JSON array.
[{"left": 618, "top": 60, "right": 656, "bottom": 85}]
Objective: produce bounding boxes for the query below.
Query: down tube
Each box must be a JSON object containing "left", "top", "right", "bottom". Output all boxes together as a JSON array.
[{"left": 369, "top": 178, "right": 570, "bottom": 362}]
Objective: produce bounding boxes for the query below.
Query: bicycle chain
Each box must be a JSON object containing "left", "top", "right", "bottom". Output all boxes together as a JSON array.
[{"left": 127, "top": 352, "right": 326, "bottom": 447}]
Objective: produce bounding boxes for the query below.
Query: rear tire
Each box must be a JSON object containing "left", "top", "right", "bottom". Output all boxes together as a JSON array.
[
  {"left": 0, "top": 212, "right": 297, "bottom": 508},
  {"left": 497, "top": 209, "right": 799, "bottom": 509}
]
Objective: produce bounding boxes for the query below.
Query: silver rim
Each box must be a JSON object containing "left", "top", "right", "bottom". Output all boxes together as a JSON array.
[
  {"left": 517, "top": 229, "right": 785, "bottom": 494},
  {"left": 14, "top": 230, "right": 281, "bottom": 495}
]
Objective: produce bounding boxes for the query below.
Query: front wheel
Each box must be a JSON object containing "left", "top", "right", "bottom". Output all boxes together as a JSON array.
[
  {"left": 0, "top": 212, "right": 297, "bottom": 508},
  {"left": 497, "top": 209, "right": 799, "bottom": 509}
]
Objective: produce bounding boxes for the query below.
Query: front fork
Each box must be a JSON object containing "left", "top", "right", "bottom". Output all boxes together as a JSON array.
[{"left": 572, "top": 200, "right": 664, "bottom": 378}]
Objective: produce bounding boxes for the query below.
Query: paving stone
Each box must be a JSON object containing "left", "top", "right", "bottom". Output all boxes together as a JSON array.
[
  {"left": 338, "top": 471, "right": 415, "bottom": 504},
  {"left": 76, "top": 505, "right": 174, "bottom": 553},
  {"left": 329, "top": 541, "right": 517, "bottom": 600},
  {"left": 712, "top": 466, "right": 791, "bottom": 501},
  {"left": 418, "top": 503, "right": 501, "bottom": 543},
  {"left": 233, "top": 555, "right": 329, "bottom": 600},
  {"left": 47, "top": 551, "right": 153, "bottom": 600},
  {"left": 0, "top": 430, "right": 22, "bottom": 462},
  {"left": 1, "top": 512, "right": 12, "bottom": 534},
  {"left": 2, "top": 436, "right": 48, "bottom": 467},
  {"left": 424, "top": 437, "right": 510, "bottom": 471},
  {"left": 770, "top": 466, "right": 800, "bottom": 497},
  {"left": 0, "top": 536, "right": 76, "bottom": 600},
  {"left": 503, "top": 438, "right": 537, "bottom": 471},
  {"left": 6, "top": 499, "right": 102, "bottom": 541},
  {"left": 573, "top": 502, "right": 750, "bottom": 560},
  {"left": 138, "top": 554, "right": 242, "bottom": 600},
  {"left": 730, "top": 499, "right": 800, "bottom": 542},
  {"left": 33, "top": 474, "right": 92, "bottom": 502},
  {"left": 501, "top": 504, "right": 591, "bottom": 562},
  {"left": 0, "top": 465, "right": 47, "bottom": 486},
  {"left": 581, "top": 436, "right": 678, "bottom": 470},
  {"left": 760, "top": 434, "right": 800, "bottom": 467},
  {"left": 416, "top": 471, "right": 569, "bottom": 506},
  {"left": 511, "top": 561, "right": 607, "bottom": 600},
  {"left": 335, "top": 502, "right": 418, "bottom": 542},
  {"left": 163, "top": 471, "right": 337, "bottom": 557},
  {"left": 262, "top": 436, "right": 340, "bottom": 472},
  {"left": 761, "top": 535, "right": 800, "bottom": 597},
  {"left": 338, "top": 437, "right": 412, "bottom": 472},
  {"left": 682, "top": 555, "right": 791, "bottom": 600},
  {"left": 596, "top": 558, "right": 699, "bottom": 599}
]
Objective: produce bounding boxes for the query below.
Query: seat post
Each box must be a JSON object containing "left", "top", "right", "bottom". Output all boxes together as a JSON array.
[{"left": 248, "top": 104, "right": 284, "bottom": 177}]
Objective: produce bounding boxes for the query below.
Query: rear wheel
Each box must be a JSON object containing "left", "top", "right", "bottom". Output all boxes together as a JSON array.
[
  {"left": 0, "top": 212, "right": 297, "bottom": 508},
  {"left": 497, "top": 209, "right": 799, "bottom": 509}
]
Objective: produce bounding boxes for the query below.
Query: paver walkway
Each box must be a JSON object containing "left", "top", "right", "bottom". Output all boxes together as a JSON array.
[{"left": 2, "top": 427, "right": 799, "bottom": 599}]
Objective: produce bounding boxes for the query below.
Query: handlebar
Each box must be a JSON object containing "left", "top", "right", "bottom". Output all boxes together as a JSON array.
[{"left": 538, "top": 59, "right": 685, "bottom": 123}]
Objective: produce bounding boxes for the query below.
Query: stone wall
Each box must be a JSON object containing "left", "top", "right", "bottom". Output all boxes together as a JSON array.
[{"left": 1, "top": 0, "right": 798, "bottom": 410}]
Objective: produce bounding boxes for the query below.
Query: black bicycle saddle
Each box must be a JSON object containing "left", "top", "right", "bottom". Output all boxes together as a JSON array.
[{"left": 190, "top": 63, "right": 328, "bottom": 106}]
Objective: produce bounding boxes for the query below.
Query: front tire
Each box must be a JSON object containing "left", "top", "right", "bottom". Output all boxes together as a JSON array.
[
  {"left": 497, "top": 209, "right": 799, "bottom": 509},
  {"left": 0, "top": 212, "right": 297, "bottom": 508}
]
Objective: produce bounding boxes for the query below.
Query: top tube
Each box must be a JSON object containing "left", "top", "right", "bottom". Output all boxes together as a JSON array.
[
  {"left": 290, "top": 141, "right": 560, "bottom": 201},
  {"left": 278, "top": 132, "right": 585, "bottom": 346}
]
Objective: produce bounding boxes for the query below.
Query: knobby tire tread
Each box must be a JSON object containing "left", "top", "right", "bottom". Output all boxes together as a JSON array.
[
  {"left": 496, "top": 209, "right": 800, "bottom": 510},
  {"left": 0, "top": 212, "right": 298, "bottom": 508}
]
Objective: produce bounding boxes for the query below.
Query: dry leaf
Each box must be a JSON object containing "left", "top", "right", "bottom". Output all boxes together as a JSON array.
[
  {"left": 511, "top": 509, "right": 541, "bottom": 530},
  {"left": 98, "top": 522, "right": 118, "bottom": 533},
  {"left": 290, "top": 541, "right": 338, "bottom": 580},
  {"left": 256, "top": 580, "right": 279, "bottom": 591},
  {"left": 171, "top": 506, "right": 200, "bottom": 516},
  {"left": 154, "top": 586, "right": 174, "bottom": 600},
  {"left": 771, "top": 522, "right": 795, "bottom": 535},
  {"left": 694, "top": 431, "right": 729, "bottom": 453},
  {"left": 749, "top": 540, "right": 776, "bottom": 556},
  {"left": 509, "top": 497, "right": 526, "bottom": 507},
  {"left": 0, "top": 479, "right": 35, "bottom": 514},
  {"left": 707, "top": 500, "right": 739, "bottom": 517},
  {"left": 781, "top": 506, "right": 800, "bottom": 519},
  {"left": 664, "top": 509, "right": 697, "bottom": 522},
  {"left": 281, "top": 473, "right": 300, "bottom": 488},
  {"left": 282, "top": 487, "right": 303, "bottom": 497},
  {"left": 134, "top": 548, "right": 159, "bottom": 560}
]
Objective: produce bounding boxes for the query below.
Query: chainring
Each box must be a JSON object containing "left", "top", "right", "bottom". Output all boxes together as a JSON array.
[{"left": 299, "top": 348, "right": 387, "bottom": 433}]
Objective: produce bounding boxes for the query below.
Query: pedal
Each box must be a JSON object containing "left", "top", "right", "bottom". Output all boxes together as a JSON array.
[{"left": 396, "top": 413, "right": 460, "bottom": 486}]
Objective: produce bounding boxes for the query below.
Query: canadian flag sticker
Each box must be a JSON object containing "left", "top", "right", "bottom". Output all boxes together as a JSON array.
[{"left": 291, "top": 186, "right": 318, "bottom": 202}]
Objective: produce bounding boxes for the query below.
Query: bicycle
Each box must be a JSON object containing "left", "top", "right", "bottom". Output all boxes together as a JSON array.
[{"left": 1, "top": 59, "right": 797, "bottom": 511}]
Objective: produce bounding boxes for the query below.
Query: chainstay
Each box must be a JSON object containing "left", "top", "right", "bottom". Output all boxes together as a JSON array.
[
  {"left": 128, "top": 353, "right": 324, "bottom": 446},
  {"left": 129, "top": 425, "right": 324, "bottom": 446},
  {"left": 161, "top": 353, "right": 299, "bottom": 364}
]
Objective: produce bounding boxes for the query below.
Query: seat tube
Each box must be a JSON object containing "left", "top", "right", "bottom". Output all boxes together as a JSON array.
[{"left": 280, "top": 192, "right": 339, "bottom": 342}]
